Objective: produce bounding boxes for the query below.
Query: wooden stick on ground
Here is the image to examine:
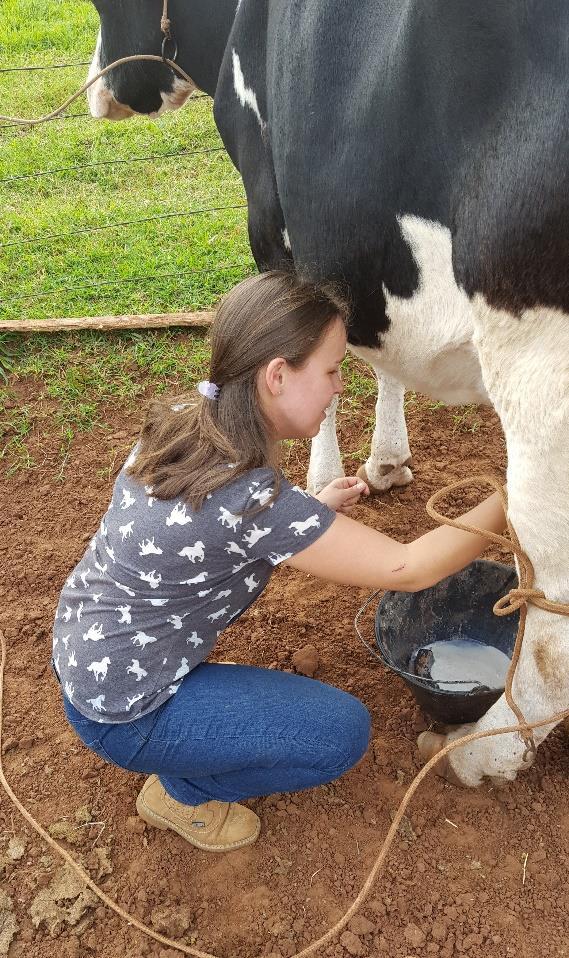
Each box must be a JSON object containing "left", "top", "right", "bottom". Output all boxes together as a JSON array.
[{"left": 0, "top": 311, "right": 214, "bottom": 334}]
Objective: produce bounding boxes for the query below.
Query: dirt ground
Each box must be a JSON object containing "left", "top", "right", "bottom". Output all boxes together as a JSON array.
[{"left": 1, "top": 368, "right": 568, "bottom": 958}]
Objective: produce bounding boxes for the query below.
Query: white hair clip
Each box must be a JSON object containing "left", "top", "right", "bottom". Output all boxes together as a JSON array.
[{"left": 197, "top": 380, "right": 220, "bottom": 400}]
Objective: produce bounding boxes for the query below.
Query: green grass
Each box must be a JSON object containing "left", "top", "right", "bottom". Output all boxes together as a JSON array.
[
  {"left": 0, "top": 1, "right": 375, "bottom": 474},
  {"left": 0, "top": 0, "right": 253, "bottom": 327}
]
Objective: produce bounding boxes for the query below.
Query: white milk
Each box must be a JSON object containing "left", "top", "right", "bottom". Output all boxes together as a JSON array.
[{"left": 412, "top": 638, "right": 511, "bottom": 692}]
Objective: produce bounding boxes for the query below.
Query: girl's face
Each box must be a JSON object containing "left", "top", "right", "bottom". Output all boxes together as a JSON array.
[{"left": 260, "top": 317, "right": 347, "bottom": 440}]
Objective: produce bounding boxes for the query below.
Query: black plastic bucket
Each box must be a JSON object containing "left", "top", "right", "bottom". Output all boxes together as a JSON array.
[{"left": 374, "top": 560, "right": 520, "bottom": 725}]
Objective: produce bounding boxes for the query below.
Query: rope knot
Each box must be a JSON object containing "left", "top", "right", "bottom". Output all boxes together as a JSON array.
[
  {"left": 161, "top": 16, "right": 172, "bottom": 37},
  {"left": 493, "top": 587, "right": 547, "bottom": 617}
]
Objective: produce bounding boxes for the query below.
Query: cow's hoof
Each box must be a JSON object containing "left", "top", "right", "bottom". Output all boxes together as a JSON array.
[
  {"left": 417, "top": 731, "right": 464, "bottom": 787},
  {"left": 356, "top": 461, "right": 413, "bottom": 495}
]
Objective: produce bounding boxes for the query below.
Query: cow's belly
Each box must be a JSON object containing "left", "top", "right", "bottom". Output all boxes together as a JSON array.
[{"left": 351, "top": 215, "right": 489, "bottom": 406}]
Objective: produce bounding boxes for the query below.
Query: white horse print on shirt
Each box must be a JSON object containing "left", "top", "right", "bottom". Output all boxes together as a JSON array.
[
  {"left": 178, "top": 541, "right": 205, "bottom": 563},
  {"left": 242, "top": 524, "right": 271, "bottom": 547},
  {"left": 126, "top": 659, "right": 148, "bottom": 682},
  {"left": 249, "top": 485, "right": 274, "bottom": 507},
  {"left": 131, "top": 630, "right": 158, "bottom": 650},
  {"left": 244, "top": 573, "right": 260, "bottom": 593},
  {"left": 126, "top": 692, "right": 143, "bottom": 712},
  {"left": 139, "top": 538, "right": 163, "bottom": 556},
  {"left": 139, "top": 569, "right": 162, "bottom": 589},
  {"left": 166, "top": 502, "right": 193, "bottom": 526},
  {"left": 289, "top": 515, "right": 321, "bottom": 536},
  {"left": 115, "top": 604, "right": 132, "bottom": 624},
  {"left": 173, "top": 657, "right": 190, "bottom": 682},
  {"left": 87, "top": 694, "right": 106, "bottom": 712},
  {"left": 120, "top": 488, "right": 136, "bottom": 510},
  {"left": 186, "top": 631, "right": 204, "bottom": 648},
  {"left": 87, "top": 656, "right": 111, "bottom": 683},
  {"left": 167, "top": 613, "right": 189, "bottom": 629},
  {"left": 207, "top": 606, "right": 230, "bottom": 622},
  {"left": 180, "top": 571, "right": 208, "bottom": 585},
  {"left": 217, "top": 507, "right": 242, "bottom": 531},
  {"left": 225, "top": 541, "right": 247, "bottom": 558},
  {"left": 83, "top": 623, "right": 105, "bottom": 642},
  {"left": 119, "top": 520, "right": 134, "bottom": 540}
]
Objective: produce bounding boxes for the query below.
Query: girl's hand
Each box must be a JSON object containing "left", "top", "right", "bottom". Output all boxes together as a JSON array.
[{"left": 315, "top": 476, "right": 370, "bottom": 513}]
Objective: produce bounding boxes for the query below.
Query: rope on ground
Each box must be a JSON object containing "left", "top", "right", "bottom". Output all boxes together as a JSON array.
[{"left": 2, "top": 475, "right": 569, "bottom": 957}]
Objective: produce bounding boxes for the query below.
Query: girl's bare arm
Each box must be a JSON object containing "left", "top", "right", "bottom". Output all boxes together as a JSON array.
[{"left": 284, "top": 492, "right": 506, "bottom": 592}]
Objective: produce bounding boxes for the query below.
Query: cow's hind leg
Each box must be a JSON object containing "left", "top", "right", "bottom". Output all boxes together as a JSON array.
[
  {"left": 307, "top": 362, "right": 414, "bottom": 495},
  {"left": 419, "top": 300, "right": 569, "bottom": 786}
]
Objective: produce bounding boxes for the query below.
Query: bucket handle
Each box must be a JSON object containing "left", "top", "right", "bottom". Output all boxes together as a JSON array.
[{"left": 354, "top": 590, "right": 487, "bottom": 689}]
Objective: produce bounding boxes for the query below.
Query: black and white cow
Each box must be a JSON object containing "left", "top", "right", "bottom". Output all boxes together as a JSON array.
[{"left": 87, "top": 0, "right": 569, "bottom": 787}]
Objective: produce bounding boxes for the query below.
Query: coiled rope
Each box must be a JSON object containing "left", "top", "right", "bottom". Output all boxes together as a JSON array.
[{"left": 2, "top": 475, "right": 569, "bottom": 956}]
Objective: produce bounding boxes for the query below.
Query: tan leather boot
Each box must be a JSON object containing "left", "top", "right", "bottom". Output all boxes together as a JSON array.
[{"left": 135, "top": 774, "right": 261, "bottom": 852}]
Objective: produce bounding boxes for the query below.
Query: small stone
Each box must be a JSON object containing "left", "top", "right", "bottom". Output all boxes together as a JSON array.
[
  {"left": 339, "top": 930, "right": 364, "bottom": 956},
  {"left": 7, "top": 837, "right": 26, "bottom": 862},
  {"left": 1, "top": 737, "right": 17, "bottom": 753},
  {"left": 125, "top": 816, "right": 146, "bottom": 834},
  {"left": 291, "top": 644, "right": 320, "bottom": 677},
  {"left": 404, "top": 922, "right": 426, "bottom": 949},
  {"left": 349, "top": 915, "right": 376, "bottom": 935},
  {"left": 151, "top": 906, "right": 192, "bottom": 937}
]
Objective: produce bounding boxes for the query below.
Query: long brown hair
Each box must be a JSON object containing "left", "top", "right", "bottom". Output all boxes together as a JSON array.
[{"left": 129, "top": 270, "right": 349, "bottom": 510}]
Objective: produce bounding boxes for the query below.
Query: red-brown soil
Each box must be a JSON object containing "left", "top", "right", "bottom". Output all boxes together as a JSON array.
[{"left": 1, "top": 369, "right": 568, "bottom": 958}]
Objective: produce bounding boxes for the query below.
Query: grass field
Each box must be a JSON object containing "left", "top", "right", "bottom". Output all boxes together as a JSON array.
[
  {"left": 0, "top": 1, "right": 377, "bottom": 472},
  {"left": 0, "top": 0, "right": 253, "bottom": 323}
]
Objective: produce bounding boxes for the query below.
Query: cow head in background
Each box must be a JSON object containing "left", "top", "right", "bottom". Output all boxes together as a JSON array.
[{"left": 87, "top": 0, "right": 236, "bottom": 120}]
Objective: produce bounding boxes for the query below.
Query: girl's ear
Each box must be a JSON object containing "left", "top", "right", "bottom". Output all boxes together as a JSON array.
[{"left": 264, "top": 357, "right": 287, "bottom": 397}]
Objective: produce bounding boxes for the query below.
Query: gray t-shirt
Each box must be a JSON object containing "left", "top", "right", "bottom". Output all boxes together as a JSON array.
[{"left": 53, "top": 450, "right": 335, "bottom": 723}]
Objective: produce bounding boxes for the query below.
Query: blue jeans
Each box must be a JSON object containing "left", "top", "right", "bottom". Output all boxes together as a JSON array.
[{"left": 60, "top": 663, "right": 371, "bottom": 805}]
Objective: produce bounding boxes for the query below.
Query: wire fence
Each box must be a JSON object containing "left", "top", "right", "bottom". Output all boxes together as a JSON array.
[
  {"left": 0, "top": 59, "right": 253, "bottom": 324},
  {"left": 0, "top": 146, "right": 225, "bottom": 184},
  {"left": 0, "top": 61, "right": 91, "bottom": 73}
]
